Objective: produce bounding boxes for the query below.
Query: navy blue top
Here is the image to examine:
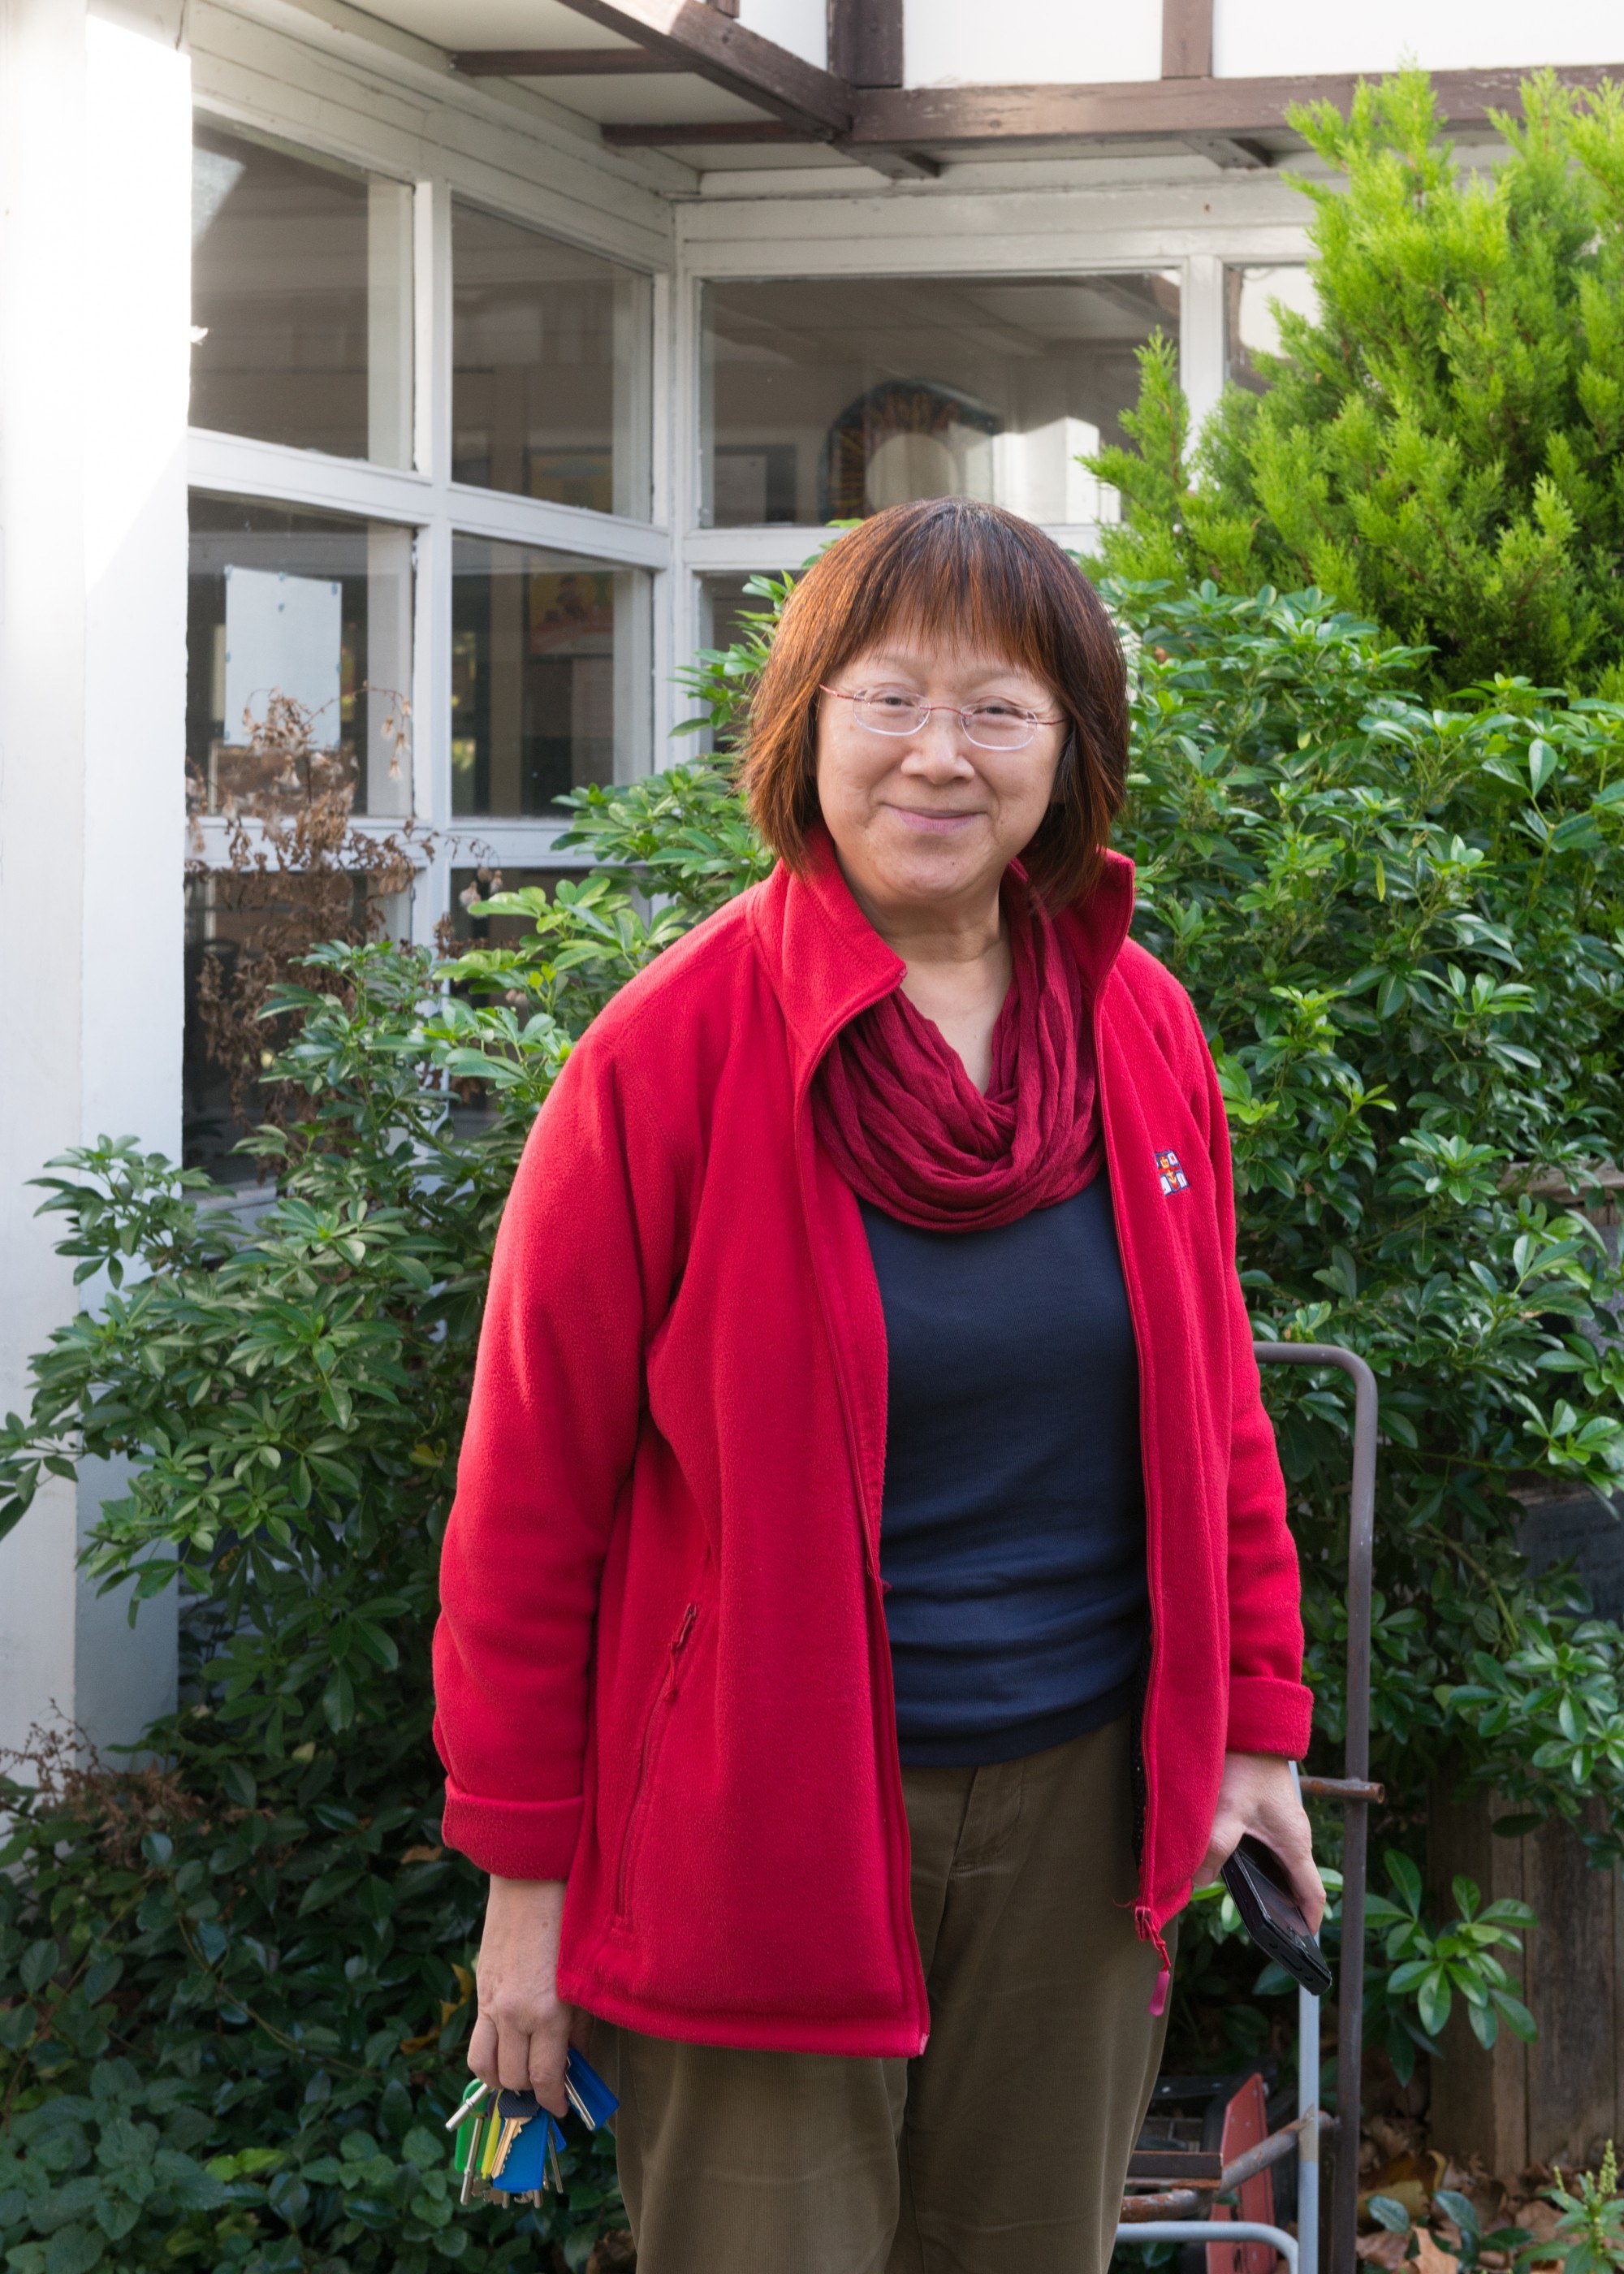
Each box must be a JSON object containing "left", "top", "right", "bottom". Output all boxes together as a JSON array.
[{"left": 861, "top": 1177, "right": 1148, "bottom": 1767}]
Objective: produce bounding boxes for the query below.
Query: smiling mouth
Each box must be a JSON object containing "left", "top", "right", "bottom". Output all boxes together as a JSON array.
[{"left": 888, "top": 806, "right": 985, "bottom": 832}]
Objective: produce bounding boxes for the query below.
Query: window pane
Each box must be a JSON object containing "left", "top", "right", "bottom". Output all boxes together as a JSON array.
[
  {"left": 187, "top": 494, "right": 414, "bottom": 820},
  {"left": 700, "top": 273, "right": 1178, "bottom": 528},
  {"left": 452, "top": 203, "right": 653, "bottom": 518},
  {"left": 191, "top": 119, "right": 412, "bottom": 465},
  {"left": 695, "top": 576, "right": 760, "bottom": 753},
  {"left": 451, "top": 538, "right": 650, "bottom": 817},
  {"left": 184, "top": 871, "right": 411, "bottom": 1183},
  {"left": 700, "top": 575, "right": 756, "bottom": 656},
  {"left": 1225, "top": 265, "right": 1317, "bottom": 395},
  {"left": 449, "top": 866, "right": 583, "bottom": 945}
]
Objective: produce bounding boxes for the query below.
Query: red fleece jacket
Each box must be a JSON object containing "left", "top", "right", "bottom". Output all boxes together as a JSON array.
[{"left": 432, "top": 837, "right": 1311, "bottom": 2057}]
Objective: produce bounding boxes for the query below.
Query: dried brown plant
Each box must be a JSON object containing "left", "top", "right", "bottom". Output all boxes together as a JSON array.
[
  {"left": 0, "top": 1720, "right": 202, "bottom": 1870},
  {"left": 187, "top": 689, "right": 433, "bottom": 1152}
]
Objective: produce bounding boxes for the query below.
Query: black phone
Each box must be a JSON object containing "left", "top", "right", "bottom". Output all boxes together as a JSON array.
[{"left": 1219, "top": 1835, "right": 1332, "bottom": 1996}]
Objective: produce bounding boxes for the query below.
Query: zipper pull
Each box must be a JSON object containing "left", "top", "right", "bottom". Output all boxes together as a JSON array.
[
  {"left": 1136, "top": 1908, "right": 1173, "bottom": 2018},
  {"left": 667, "top": 1602, "right": 698, "bottom": 1693}
]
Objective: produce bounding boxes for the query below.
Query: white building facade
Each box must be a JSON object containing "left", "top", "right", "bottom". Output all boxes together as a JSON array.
[{"left": 2, "top": 0, "right": 1619, "bottom": 1756}]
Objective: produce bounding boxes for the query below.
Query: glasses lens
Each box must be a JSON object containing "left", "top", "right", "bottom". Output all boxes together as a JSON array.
[
  {"left": 853, "top": 692, "right": 930, "bottom": 735},
  {"left": 962, "top": 705, "right": 1035, "bottom": 750}
]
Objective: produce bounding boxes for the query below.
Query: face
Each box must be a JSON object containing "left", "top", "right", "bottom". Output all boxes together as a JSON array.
[{"left": 814, "top": 633, "right": 1067, "bottom": 925}]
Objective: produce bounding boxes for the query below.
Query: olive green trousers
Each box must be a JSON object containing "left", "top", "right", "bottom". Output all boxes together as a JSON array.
[{"left": 590, "top": 1714, "right": 1173, "bottom": 2274}]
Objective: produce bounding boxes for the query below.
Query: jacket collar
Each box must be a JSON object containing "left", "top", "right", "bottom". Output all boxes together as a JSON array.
[{"left": 748, "top": 823, "right": 1137, "bottom": 1098}]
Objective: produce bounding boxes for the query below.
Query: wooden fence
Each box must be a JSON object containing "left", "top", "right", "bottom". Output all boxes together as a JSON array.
[{"left": 1428, "top": 1779, "right": 1624, "bottom": 2171}]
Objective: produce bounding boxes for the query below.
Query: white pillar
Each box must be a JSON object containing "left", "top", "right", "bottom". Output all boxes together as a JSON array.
[
  {"left": 1181, "top": 252, "right": 1229, "bottom": 448},
  {"left": 0, "top": 0, "right": 89, "bottom": 1761},
  {"left": 0, "top": 0, "right": 188, "bottom": 1759}
]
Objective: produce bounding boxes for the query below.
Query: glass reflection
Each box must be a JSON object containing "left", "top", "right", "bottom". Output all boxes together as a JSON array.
[
  {"left": 186, "top": 495, "right": 414, "bottom": 819},
  {"left": 452, "top": 202, "right": 652, "bottom": 518},
  {"left": 700, "top": 273, "right": 1179, "bottom": 528},
  {"left": 1225, "top": 264, "right": 1318, "bottom": 394},
  {"left": 191, "top": 118, "right": 412, "bottom": 465},
  {"left": 451, "top": 538, "right": 649, "bottom": 817}
]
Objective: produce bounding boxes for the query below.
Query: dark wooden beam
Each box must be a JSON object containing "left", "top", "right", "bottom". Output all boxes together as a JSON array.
[
  {"left": 1160, "top": 0, "right": 1212, "bottom": 80},
  {"left": 601, "top": 119, "right": 819, "bottom": 143},
  {"left": 827, "top": 0, "right": 901, "bottom": 87},
  {"left": 551, "top": 0, "right": 853, "bottom": 134},
  {"left": 849, "top": 63, "right": 1624, "bottom": 148},
  {"left": 450, "top": 48, "right": 685, "bottom": 75}
]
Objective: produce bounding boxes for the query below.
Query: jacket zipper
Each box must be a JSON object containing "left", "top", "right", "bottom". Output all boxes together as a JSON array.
[
  {"left": 1094, "top": 999, "right": 1171, "bottom": 2017},
  {"left": 793, "top": 1093, "right": 931, "bottom": 2056},
  {"left": 614, "top": 1601, "right": 699, "bottom": 1922}
]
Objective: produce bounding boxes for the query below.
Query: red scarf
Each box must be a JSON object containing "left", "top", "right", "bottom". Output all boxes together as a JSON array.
[{"left": 813, "top": 878, "right": 1103, "bottom": 1232}]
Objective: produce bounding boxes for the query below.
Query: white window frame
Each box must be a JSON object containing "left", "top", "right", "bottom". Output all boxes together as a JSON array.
[
  {"left": 670, "top": 206, "right": 1309, "bottom": 734},
  {"left": 185, "top": 76, "right": 677, "bottom": 948},
  {"left": 184, "top": 2, "right": 1313, "bottom": 966}
]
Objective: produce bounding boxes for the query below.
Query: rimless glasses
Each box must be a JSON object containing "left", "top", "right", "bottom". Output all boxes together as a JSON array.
[{"left": 819, "top": 685, "right": 1067, "bottom": 753}]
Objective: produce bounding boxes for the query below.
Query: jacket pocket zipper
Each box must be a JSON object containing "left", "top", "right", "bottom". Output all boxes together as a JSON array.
[{"left": 614, "top": 1602, "right": 699, "bottom": 1923}]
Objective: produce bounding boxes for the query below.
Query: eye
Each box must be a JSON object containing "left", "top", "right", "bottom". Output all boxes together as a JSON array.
[
  {"left": 858, "top": 689, "right": 918, "bottom": 711},
  {"left": 967, "top": 701, "right": 1029, "bottom": 722}
]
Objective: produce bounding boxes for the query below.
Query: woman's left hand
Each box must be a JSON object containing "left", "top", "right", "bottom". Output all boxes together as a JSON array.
[{"left": 1196, "top": 1750, "right": 1325, "bottom": 1932}]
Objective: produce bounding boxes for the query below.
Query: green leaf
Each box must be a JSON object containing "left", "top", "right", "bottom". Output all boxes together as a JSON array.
[
  {"left": 219, "top": 1762, "right": 257, "bottom": 1809},
  {"left": 1435, "top": 2190, "right": 1479, "bottom": 2242},
  {"left": 266, "top": 2172, "right": 309, "bottom": 2228},
  {"left": 43, "top": 2228, "right": 103, "bottom": 2274},
  {"left": 1384, "top": 1852, "right": 1423, "bottom": 1909},
  {"left": 17, "top": 1943, "right": 57, "bottom": 1996},
  {"left": 151, "top": 2151, "right": 229, "bottom": 2211}
]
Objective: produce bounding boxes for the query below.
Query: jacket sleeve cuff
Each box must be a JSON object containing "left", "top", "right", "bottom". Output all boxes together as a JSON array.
[
  {"left": 1227, "top": 1676, "right": 1315, "bottom": 1759},
  {"left": 441, "top": 1782, "right": 584, "bottom": 1880}
]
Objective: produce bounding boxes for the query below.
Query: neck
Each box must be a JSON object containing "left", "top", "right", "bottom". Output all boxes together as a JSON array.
[
  {"left": 836, "top": 859, "right": 1012, "bottom": 1092},
  {"left": 840, "top": 870, "right": 1006, "bottom": 972}
]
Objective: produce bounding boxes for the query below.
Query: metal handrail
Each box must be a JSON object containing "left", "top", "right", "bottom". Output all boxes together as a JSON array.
[
  {"left": 1120, "top": 2110, "right": 1335, "bottom": 2217},
  {"left": 1114, "top": 1341, "right": 1378, "bottom": 2274},
  {"left": 1256, "top": 1342, "right": 1377, "bottom": 2274},
  {"left": 1126, "top": 2221, "right": 1301, "bottom": 2274}
]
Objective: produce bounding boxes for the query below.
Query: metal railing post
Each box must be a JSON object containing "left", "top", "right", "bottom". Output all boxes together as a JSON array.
[
  {"left": 1255, "top": 1343, "right": 1378, "bottom": 2274},
  {"left": 1114, "top": 1343, "right": 1376, "bottom": 2274}
]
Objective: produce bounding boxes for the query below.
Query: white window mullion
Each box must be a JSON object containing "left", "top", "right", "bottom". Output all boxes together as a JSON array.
[
  {"left": 411, "top": 518, "right": 451, "bottom": 935},
  {"left": 409, "top": 175, "right": 455, "bottom": 945},
  {"left": 188, "top": 429, "right": 431, "bottom": 525},
  {"left": 414, "top": 173, "right": 446, "bottom": 484},
  {"left": 444, "top": 485, "right": 670, "bottom": 570},
  {"left": 1181, "top": 253, "right": 1227, "bottom": 445}
]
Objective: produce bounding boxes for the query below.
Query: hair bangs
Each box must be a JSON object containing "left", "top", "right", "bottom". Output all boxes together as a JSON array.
[{"left": 817, "top": 506, "right": 1072, "bottom": 695}]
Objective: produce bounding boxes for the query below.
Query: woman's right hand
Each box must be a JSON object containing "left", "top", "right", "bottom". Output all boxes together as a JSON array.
[{"left": 468, "top": 1875, "right": 581, "bottom": 2117}]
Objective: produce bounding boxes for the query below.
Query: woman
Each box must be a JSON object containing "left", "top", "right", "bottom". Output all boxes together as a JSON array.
[{"left": 433, "top": 499, "right": 1323, "bottom": 2274}]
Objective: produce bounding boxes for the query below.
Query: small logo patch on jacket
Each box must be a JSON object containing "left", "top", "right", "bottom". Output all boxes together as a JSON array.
[{"left": 1155, "top": 1148, "right": 1189, "bottom": 1196}]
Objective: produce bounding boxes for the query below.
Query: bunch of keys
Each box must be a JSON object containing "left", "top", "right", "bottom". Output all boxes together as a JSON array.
[{"left": 446, "top": 2047, "right": 619, "bottom": 2208}]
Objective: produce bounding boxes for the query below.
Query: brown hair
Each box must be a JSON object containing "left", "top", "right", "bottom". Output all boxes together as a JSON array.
[{"left": 740, "top": 498, "right": 1129, "bottom": 911}]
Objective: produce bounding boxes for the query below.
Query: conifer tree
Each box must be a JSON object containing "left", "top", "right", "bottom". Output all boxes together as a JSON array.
[{"left": 1088, "top": 71, "right": 1624, "bottom": 695}]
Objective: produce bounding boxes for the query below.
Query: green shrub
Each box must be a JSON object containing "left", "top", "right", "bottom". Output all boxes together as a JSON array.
[
  {"left": 0, "top": 952, "right": 615, "bottom": 2273},
  {"left": 1087, "top": 71, "right": 1624, "bottom": 698},
  {"left": 2, "top": 576, "right": 1624, "bottom": 2259}
]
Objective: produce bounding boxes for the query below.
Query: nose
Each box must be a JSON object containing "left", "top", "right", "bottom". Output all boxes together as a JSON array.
[{"left": 901, "top": 708, "right": 974, "bottom": 771}]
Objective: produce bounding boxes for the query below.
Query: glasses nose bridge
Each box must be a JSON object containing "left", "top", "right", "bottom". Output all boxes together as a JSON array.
[
  {"left": 910, "top": 698, "right": 973, "bottom": 748},
  {"left": 912, "top": 699, "right": 1031, "bottom": 754}
]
